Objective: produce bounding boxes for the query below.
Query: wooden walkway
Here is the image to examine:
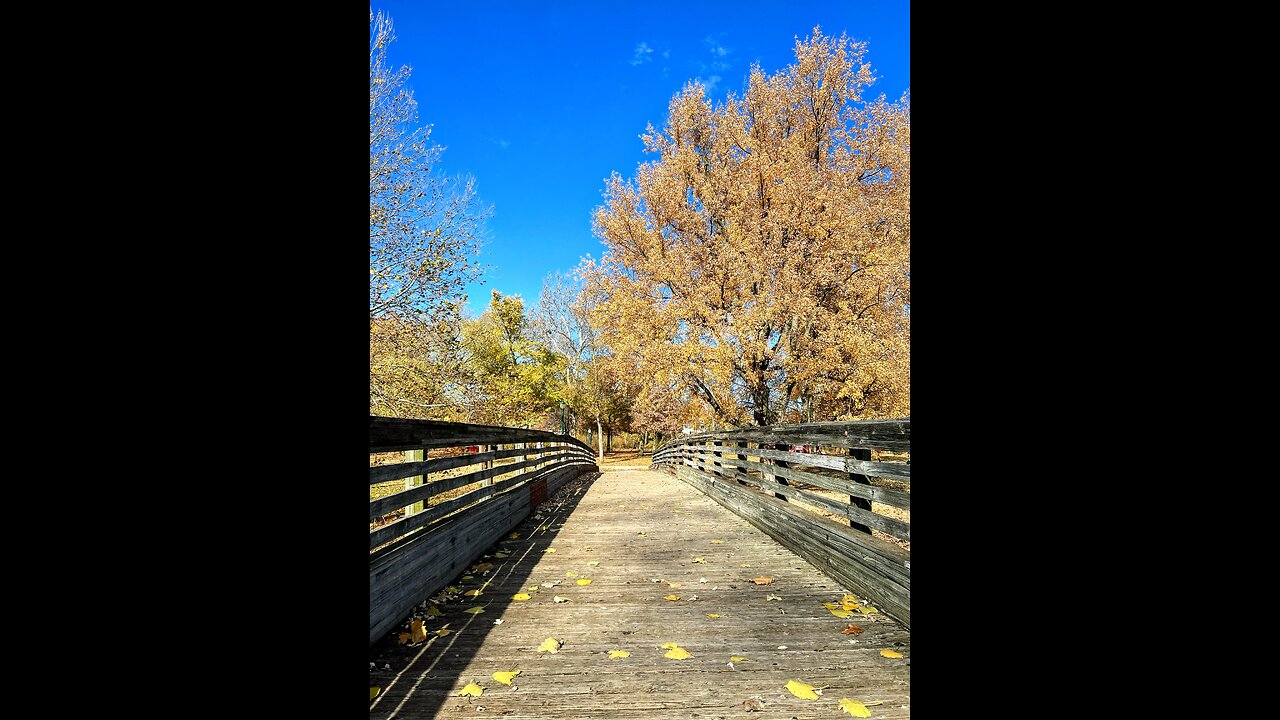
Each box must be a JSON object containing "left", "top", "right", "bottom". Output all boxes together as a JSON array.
[{"left": 369, "top": 468, "right": 911, "bottom": 719}]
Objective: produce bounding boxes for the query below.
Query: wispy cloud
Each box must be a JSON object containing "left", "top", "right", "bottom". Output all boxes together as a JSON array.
[
  {"left": 631, "top": 41, "right": 654, "bottom": 66},
  {"left": 662, "top": 48, "right": 671, "bottom": 59},
  {"left": 497, "top": 139, "right": 509, "bottom": 149},
  {"left": 697, "top": 75, "right": 722, "bottom": 93}
]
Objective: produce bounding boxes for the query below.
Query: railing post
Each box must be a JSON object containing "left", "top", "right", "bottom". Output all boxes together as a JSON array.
[
  {"left": 403, "top": 448, "right": 425, "bottom": 516},
  {"left": 711, "top": 440, "right": 723, "bottom": 477},
  {"left": 848, "top": 448, "right": 873, "bottom": 534},
  {"left": 764, "top": 442, "right": 790, "bottom": 501}
]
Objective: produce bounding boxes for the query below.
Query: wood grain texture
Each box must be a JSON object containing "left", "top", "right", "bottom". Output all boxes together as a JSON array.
[{"left": 369, "top": 467, "right": 910, "bottom": 719}]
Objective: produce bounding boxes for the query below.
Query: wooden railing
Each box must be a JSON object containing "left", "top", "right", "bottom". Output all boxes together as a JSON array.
[
  {"left": 652, "top": 418, "right": 911, "bottom": 628},
  {"left": 370, "top": 416, "right": 598, "bottom": 644}
]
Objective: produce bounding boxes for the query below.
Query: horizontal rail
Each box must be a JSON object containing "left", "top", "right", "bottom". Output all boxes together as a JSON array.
[{"left": 371, "top": 416, "right": 593, "bottom": 453}]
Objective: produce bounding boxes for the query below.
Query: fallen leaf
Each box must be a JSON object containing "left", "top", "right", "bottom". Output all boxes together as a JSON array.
[
  {"left": 543, "top": 548, "right": 556, "bottom": 553},
  {"left": 711, "top": 539, "right": 725, "bottom": 543},
  {"left": 464, "top": 590, "right": 483, "bottom": 597},
  {"left": 699, "top": 577, "right": 708, "bottom": 583},
  {"left": 435, "top": 628, "right": 451, "bottom": 637},
  {"left": 576, "top": 578, "right": 592, "bottom": 585},
  {"left": 663, "top": 595, "right": 681, "bottom": 601},
  {"left": 565, "top": 571, "right": 577, "bottom": 578},
  {"left": 742, "top": 696, "right": 764, "bottom": 711},
  {"left": 553, "top": 596, "right": 569, "bottom": 603},
  {"left": 858, "top": 606, "right": 879, "bottom": 615},
  {"left": 841, "top": 594, "right": 860, "bottom": 606},
  {"left": 411, "top": 618, "right": 427, "bottom": 643},
  {"left": 664, "top": 646, "right": 692, "bottom": 659},
  {"left": 880, "top": 649, "right": 903, "bottom": 659},
  {"left": 445, "top": 586, "right": 462, "bottom": 595},
  {"left": 823, "top": 602, "right": 855, "bottom": 619},
  {"left": 660, "top": 642, "right": 679, "bottom": 649},
  {"left": 493, "top": 552, "right": 509, "bottom": 558},
  {"left": 608, "top": 650, "right": 630, "bottom": 659},
  {"left": 474, "top": 563, "right": 494, "bottom": 571},
  {"left": 492, "top": 670, "right": 521, "bottom": 685},
  {"left": 692, "top": 557, "right": 706, "bottom": 563},
  {"left": 458, "top": 682, "right": 483, "bottom": 697},
  {"left": 839, "top": 698, "right": 871, "bottom": 717},
  {"left": 425, "top": 606, "right": 443, "bottom": 617},
  {"left": 538, "top": 637, "right": 563, "bottom": 653},
  {"left": 785, "top": 679, "right": 821, "bottom": 700},
  {"left": 462, "top": 576, "right": 475, "bottom": 581},
  {"left": 370, "top": 687, "right": 380, "bottom": 700},
  {"left": 398, "top": 632, "right": 412, "bottom": 645},
  {"left": 766, "top": 594, "right": 782, "bottom": 601},
  {"left": 509, "top": 532, "right": 520, "bottom": 539},
  {"left": 588, "top": 561, "right": 600, "bottom": 566},
  {"left": 493, "top": 619, "right": 503, "bottom": 625},
  {"left": 528, "top": 586, "right": 539, "bottom": 591},
  {"left": 740, "top": 563, "right": 751, "bottom": 567},
  {"left": 512, "top": 593, "right": 531, "bottom": 600},
  {"left": 667, "top": 582, "right": 682, "bottom": 589},
  {"left": 750, "top": 577, "right": 774, "bottom": 585},
  {"left": 464, "top": 606, "right": 485, "bottom": 614},
  {"left": 841, "top": 625, "right": 865, "bottom": 635},
  {"left": 584, "top": 547, "right": 593, "bottom": 551},
  {"left": 706, "top": 613, "right": 721, "bottom": 618},
  {"left": 730, "top": 656, "right": 749, "bottom": 662}
]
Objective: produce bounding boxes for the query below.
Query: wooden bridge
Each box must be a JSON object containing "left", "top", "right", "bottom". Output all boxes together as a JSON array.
[{"left": 370, "top": 417, "right": 910, "bottom": 719}]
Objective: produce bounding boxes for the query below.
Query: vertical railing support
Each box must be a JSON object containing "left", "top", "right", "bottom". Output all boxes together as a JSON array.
[
  {"left": 403, "top": 448, "right": 425, "bottom": 516},
  {"left": 848, "top": 447, "right": 873, "bottom": 534}
]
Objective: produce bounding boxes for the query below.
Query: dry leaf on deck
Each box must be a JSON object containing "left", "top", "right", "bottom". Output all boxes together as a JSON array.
[
  {"left": 435, "top": 628, "right": 451, "bottom": 637},
  {"left": 411, "top": 618, "right": 427, "bottom": 643},
  {"left": 838, "top": 698, "right": 872, "bottom": 717},
  {"left": 785, "top": 679, "right": 821, "bottom": 700},
  {"left": 841, "top": 625, "right": 864, "bottom": 635},
  {"left": 576, "top": 578, "right": 591, "bottom": 585},
  {"left": 543, "top": 548, "right": 556, "bottom": 553},
  {"left": 766, "top": 595, "right": 782, "bottom": 601},
  {"left": 398, "top": 632, "right": 412, "bottom": 645},
  {"left": 464, "top": 590, "right": 482, "bottom": 597},
  {"left": 664, "top": 646, "right": 691, "bottom": 659},
  {"left": 553, "top": 596, "right": 569, "bottom": 603},
  {"left": 565, "top": 571, "right": 577, "bottom": 578},
  {"left": 512, "top": 593, "right": 531, "bottom": 600},
  {"left": 608, "top": 650, "right": 630, "bottom": 659},
  {"left": 711, "top": 539, "right": 725, "bottom": 543},
  {"left": 660, "top": 642, "right": 679, "bottom": 649},
  {"left": 706, "top": 613, "right": 721, "bottom": 618},
  {"left": 538, "top": 637, "right": 563, "bottom": 653},
  {"left": 508, "top": 532, "right": 520, "bottom": 539},
  {"left": 458, "top": 683, "right": 483, "bottom": 697},
  {"left": 370, "top": 686, "right": 380, "bottom": 700},
  {"left": 692, "top": 557, "right": 706, "bottom": 563},
  {"left": 751, "top": 577, "right": 775, "bottom": 585},
  {"left": 492, "top": 670, "right": 521, "bottom": 685},
  {"left": 493, "top": 552, "right": 509, "bottom": 558},
  {"left": 730, "top": 656, "right": 749, "bottom": 662},
  {"left": 858, "top": 606, "right": 879, "bottom": 615},
  {"left": 880, "top": 649, "right": 903, "bottom": 659},
  {"left": 823, "top": 602, "right": 854, "bottom": 619},
  {"left": 464, "top": 606, "right": 485, "bottom": 614},
  {"left": 588, "top": 561, "right": 600, "bottom": 566},
  {"left": 474, "top": 563, "right": 494, "bottom": 572},
  {"left": 663, "top": 594, "right": 681, "bottom": 601},
  {"left": 425, "top": 606, "right": 443, "bottom": 617}
]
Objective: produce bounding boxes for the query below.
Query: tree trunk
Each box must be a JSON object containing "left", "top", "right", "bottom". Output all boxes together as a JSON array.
[
  {"left": 596, "top": 416, "right": 604, "bottom": 461},
  {"left": 606, "top": 427, "right": 612, "bottom": 452}
]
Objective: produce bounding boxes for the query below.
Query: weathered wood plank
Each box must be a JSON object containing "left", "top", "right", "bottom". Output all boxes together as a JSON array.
[
  {"left": 658, "top": 418, "right": 911, "bottom": 452},
  {"left": 663, "top": 443, "right": 910, "bottom": 482},
  {"left": 371, "top": 445, "right": 565, "bottom": 484},
  {"left": 674, "top": 448, "right": 911, "bottom": 511},
  {"left": 371, "top": 416, "right": 592, "bottom": 453}
]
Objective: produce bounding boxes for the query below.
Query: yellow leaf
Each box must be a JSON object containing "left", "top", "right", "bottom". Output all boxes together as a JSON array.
[
  {"left": 445, "top": 586, "right": 462, "bottom": 594},
  {"left": 370, "top": 686, "right": 380, "bottom": 700},
  {"left": 664, "top": 646, "right": 691, "bottom": 659},
  {"left": 538, "top": 637, "right": 562, "bottom": 653},
  {"left": 663, "top": 594, "right": 681, "bottom": 601},
  {"left": 474, "top": 562, "right": 494, "bottom": 571},
  {"left": 858, "top": 606, "right": 879, "bottom": 615},
  {"left": 425, "top": 606, "right": 443, "bottom": 617},
  {"left": 839, "top": 698, "right": 872, "bottom": 717},
  {"left": 785, "top": 680, "right": 821, "bottom": 700},
  {"left": 740, "top": 563, "right": 751, "bottom": 568},
  {"left": 528, "top": 586, "right": 539, "bottom": 591},
  {"left": 509, "top": 532, "right": 520, "bottom": 539},
  {"left": 608, "top": 650, "right": 630, "bottom": 658},
  {"left": 706, "top": 613, "right": 721, "bottom": 618},
  {"left": 493, "top": 552, "right": 509, "bottom": 558},
  {"left": 512, "top": 593, "right": 531, "bottom": 600},
  {"left": 544, "top": 548, "right": 556, "bottom": 553},
  {"left": 398, "top": 632, "right": 412, "bottom": 645},
  {"left": 565, "top": 571, "right": 577, "bottom": 578},
  {"left": 668, "top": 582, "right": 682, "bottom": 589},
  {"left": 692, "top": 557, "right": 706, "bottom": 563},
  {"left": 711, "top": 539, "right": 724, "bottom": 543},
  {"left": 829, "top": 607, "right": 854, "bottom": 619},
  {"left": 842, "top": 602, "right": 860, "bottom": 611},
  {"left": 492, "top": 670, "right": 521, "bottom": 685},
  {"left": 411, "top": 618, "right": 427, "bottom": 643},
  {"left": 880, "top": 649, "right": 903, "bottom": 659},
  {"left": 464, "top": 606, "right": 485, "bottom": 614},
  {"left": 577, "top": 578, "right": 592, "bottom": 585},
  {"left": 730, "top": 656, "right": 749, "bottom": 662},
  {"left": 841, "top": 594, "right": 860, "bottom": 605},
  {"left": 462, "top": 576, "right": 474, "bottom": 581},
  {"left": 464, "top": 589, "right": 482, "bottom": 597},
  {"left": 435, "top": 629, "right": 451, "bottom": 637},
  {"left": 458, "top": 682, "right": 483, "bottom": 697},
  {"left": 660, "top": 641, "right": 679, "bottom": 649}
]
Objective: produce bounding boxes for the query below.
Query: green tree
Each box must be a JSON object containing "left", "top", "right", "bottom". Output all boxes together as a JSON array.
[{"left": 461, "top": 291, "right": 563, "bottom": 427}]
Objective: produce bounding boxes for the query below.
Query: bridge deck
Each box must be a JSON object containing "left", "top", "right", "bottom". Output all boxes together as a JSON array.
[{"left": 369, "top": 468, "right": 911, "bottom": 719}]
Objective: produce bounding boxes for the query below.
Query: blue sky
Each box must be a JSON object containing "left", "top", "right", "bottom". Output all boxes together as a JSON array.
[{"left": 373, "top": 1, "right": 910, "bottom": 317}]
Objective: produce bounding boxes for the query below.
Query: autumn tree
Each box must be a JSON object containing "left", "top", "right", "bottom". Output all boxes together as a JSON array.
[
  {"left": 459, "top": 291, "right": 563, "bottom": 427},
  {"left": 583, "top": 27, "right": 910, "bottom": 426}
]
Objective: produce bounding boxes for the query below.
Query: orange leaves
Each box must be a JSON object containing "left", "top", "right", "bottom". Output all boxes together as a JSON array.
[
  {"left": 841, "top": 625, "right": 864, "bottom": 635},
  {"left": 750, "top": 577, "right": 774, "bottom": 585}
]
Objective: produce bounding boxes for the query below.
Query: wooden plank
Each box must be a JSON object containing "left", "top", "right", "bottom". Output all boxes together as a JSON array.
[
  {"left": 367, "top": 467, "right": 910, "bottom": 719},
  {"left": 674, "top": 464, "right": 910, "bottom": 628},
  {"left": 404, "top": 448, "right": 424, "bottom": 516},
  {"left": 370, "top": 446, "right": 555, "bottom": 484},
  {"left": 675, "top": 448, "right": 911, "bottom": 510},
  {"left": 848, "top": 448, "right": 873, "bottom": 534},
  {"left": 680, "top": 450, "right": 910, "bottom": 541},
  {"left": 658, "top": 418, "right": 911, "bottom": 452},
  {"left": 369, "top": 449, "right": 591, "bottom": 519},
  {"left": 679, "top": 443, "right": 910, "bottom": 482},
  {"left": 369, "top": 458, "right": 594, "bottom": 548}
]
